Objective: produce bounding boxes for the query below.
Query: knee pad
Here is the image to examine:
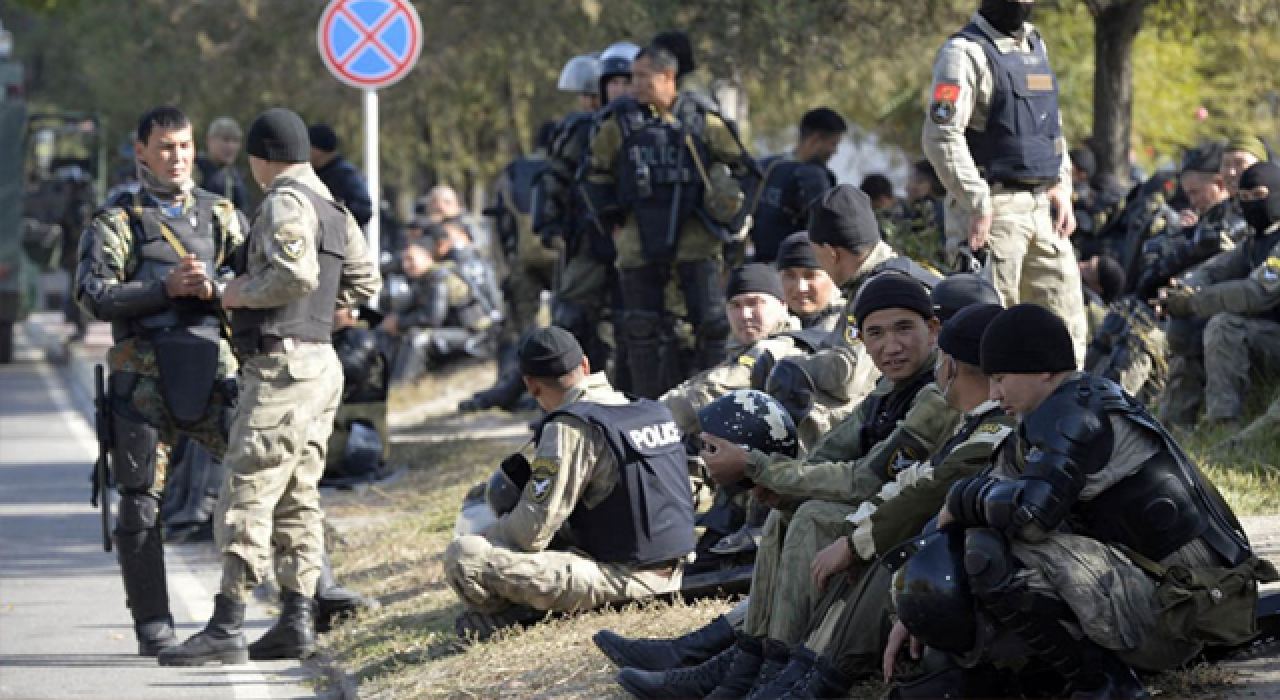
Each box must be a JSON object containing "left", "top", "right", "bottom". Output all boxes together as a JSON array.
[
  {"left": 116, "top": 491, "right": 160, "bottom": 534},
  {"left": 110, "top": 410, "right": 160, "bottom": 492},
  {"left": 963, "top": 527, "right": 1018, "bottom": 600}
]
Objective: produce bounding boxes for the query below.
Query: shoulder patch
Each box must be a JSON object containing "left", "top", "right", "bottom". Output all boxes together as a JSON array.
[
  {"left": 527, "top": 457, "right": 559, "bottom": 504},
  {"left": 275, "top": 226, "right": 307, "bottom": 260},
  {"left": 738, "top": 354, "right": 756, "bottom": 368},
  {"left": 1259, "top": 256, "right": 1280, "bottom": 285}
]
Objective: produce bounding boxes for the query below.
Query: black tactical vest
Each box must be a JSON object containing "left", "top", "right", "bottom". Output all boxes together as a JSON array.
[
  {"left": 613, "top": 94, "right": 714, "bottom": 261},
  {"left": 958, "top": 23, "right": 1063, "bottom": 184},
  {"left": 749, "top": 156, "right": 804, "bottom": 262},
  {"left": 117, "top": 189, "right": 225, "bottom": 339},
  {"left": 859, "top": 368, "right": 936, "bottom": 450},
  {"left": 539, "top": 398, "right": 696, "bottom": 566},
  {"left": 231, "top": 182, "right": 346, "bottom": 347}
]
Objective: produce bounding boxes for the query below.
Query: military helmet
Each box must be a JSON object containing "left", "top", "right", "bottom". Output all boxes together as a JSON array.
[
  {"left": 697, "top": 389, "right": 799, "bottom": 459},
  {"left": 486, "top": 453, "right": 533, "bottom": 516},
  {"left": 932, "top": 273, "right": 1002, "bottom": 322},
  {"left": 340, "top": 421, "right": 383, "bottom": 480},
  {"left": 333, "top": 325, "right": 381, "bottom": 397},
  {"left": 890, "top": 528, "right": 978, "bottom": 653},
  {"left": 557, "top": 54, "right": 602, "bottom": 95},
  {"left": 380, "top": 274, "right": 414, "bottom": 313},
  {"left": 598, "top": 41, "right": 640, "bottom": 101}
]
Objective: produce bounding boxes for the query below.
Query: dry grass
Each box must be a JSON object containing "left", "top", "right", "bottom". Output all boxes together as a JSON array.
[{"left": 315, "top": 379, "right": 1280, "bottom": 699}]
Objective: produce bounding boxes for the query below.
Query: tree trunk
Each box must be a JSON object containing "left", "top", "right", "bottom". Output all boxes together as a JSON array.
[{"left": 1091, "top": 0, "right": 1149, "bottom": 184}]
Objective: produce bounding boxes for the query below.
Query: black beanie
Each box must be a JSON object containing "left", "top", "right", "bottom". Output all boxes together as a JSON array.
[
  {"left": 308, "top": 124, "right": 339, "bottom": 153},
  {"left": 246, "top": 108, "right": 310, "bottom": 163},
  {"left": 853, "top": 273, "right": 934, "bottom": 329},
  {"left": 519, "top": 327, "right": 585, "bottom": 378},
  {"left": 775, "top": 232, "right": 820, "bottom": 270},
  {"left": 980, "top": 304, "right": 1076, "bottom": 375},
  {"left": 726, "top": 263, "right": 785, "bottom": 302},
  {"left": 1094, "top": 255, "right": 1126, "bottom": 303},
  {"left": 1239, "top": 161, "right": 1280, "bottom": 235},
  {"left": 1181, "top": 142, "right": 1224, "bottom": 175},
  {"left": 938, "top": 303, "right": 1003, "bottom": 367},
  {"left": 807, "top": 185, "right": 881, "bottom": 252}
]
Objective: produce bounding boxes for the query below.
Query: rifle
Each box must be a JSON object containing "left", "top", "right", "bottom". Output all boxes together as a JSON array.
[{"left": 91, "top": 364, "right": 113, "bottom": 552}]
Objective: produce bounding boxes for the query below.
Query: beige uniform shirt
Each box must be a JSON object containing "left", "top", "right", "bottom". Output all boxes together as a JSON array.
[
  {"left": 922, "top": 13, "right": 1073, "bottom": 223},
  {"left": 237, "top": 163, "right": 381, "bottom": 311},
  {"left": 487, "top": 373, "right": 632, "bottom": 553}
]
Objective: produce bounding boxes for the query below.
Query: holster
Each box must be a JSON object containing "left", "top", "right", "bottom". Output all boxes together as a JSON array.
[{"left": 151, "top": 326, "right": 221, "bottom": 427}]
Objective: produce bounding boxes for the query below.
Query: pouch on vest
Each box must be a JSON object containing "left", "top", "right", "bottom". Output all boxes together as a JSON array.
[{"left": 151, "top": 325, "right": 221, "bottom": 427}]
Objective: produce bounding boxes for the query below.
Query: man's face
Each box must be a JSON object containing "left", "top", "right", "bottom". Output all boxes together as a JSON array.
[
  {"left": 137, "top": 124, "right": 195, "bottom": 185},
  {"left": 428, "top": 190, "right": 460, "bottom": 220},
  {"left": 631, "top": 55, "right": 676, "bottom": 108},
  {"left": 906, "top": 171, "right": 932, "bottom": 202},
  {"left": 401, "top": 246, "right": 432, "bottom": 278},
  {"left": 727, "top": 292, "right": 787, "bottom": 346},
  {"left": 1180, "top": 171, "right": 1227, "bottom": 214},
  {"left": 208, "top": 134, "right": 241, "bottom": 166},
  {"left": 577, "top": 93, "right": 600, "bottom": 112},
  {"left": 799, "top": 132, "right": 841, "bottom": 165},
  {"left": 605, "top": 75, "right": 633, "bottom": 103},
  {"left": 780, "top": 266, "right": 836, "bottom": 316},
  {"left": 1221, "top": 150, "right": 1260, "bottom": 198},
  {"left": 861, "top": 308, "right": 937, "bottom": 382},
  {"left": 988, "top": 372, "right": 1054, "bottom": 419}
]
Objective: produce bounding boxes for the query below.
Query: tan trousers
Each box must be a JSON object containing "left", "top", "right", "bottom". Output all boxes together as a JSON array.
[
  {"left": 443, "top": 535, "right": 683, "bottom": 613},
  {"left": 215, "top": 344, "right": 343, "bottom": 601}
]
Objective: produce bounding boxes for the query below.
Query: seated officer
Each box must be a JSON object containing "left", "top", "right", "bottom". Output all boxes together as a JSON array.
[
  {"left": 886, "top": 304, "right": 1273, "bottom": 699},
  {"left": 609, "top": 274, "right": 964, "bottom": 699},
  {"left": 383, "top": 243, "right": 495, "bottom": 387},
  {"left": 444, "top": 328, "right": 695, "bottom": 640},
  {"left": 661, "top": 263, "right": 808, "bottom": 437},
  {"left": 775, "top": 231, "right": 845, "bottom": 332}
]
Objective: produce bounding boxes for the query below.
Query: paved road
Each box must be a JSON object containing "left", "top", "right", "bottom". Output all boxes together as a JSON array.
[{"left": 0, "top": 329, "right": 322, "bottom": 699}]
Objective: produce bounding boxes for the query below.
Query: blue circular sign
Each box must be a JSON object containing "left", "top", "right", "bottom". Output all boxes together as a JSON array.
[{"left": 318, "top": 0, "right": 423, "bottom": 90}]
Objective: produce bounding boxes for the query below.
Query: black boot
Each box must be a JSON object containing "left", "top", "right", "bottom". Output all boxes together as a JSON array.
[
  {"left": 116, "top": 526, "right": 175, "bottom": 656},
  {"left": 593, "top": 614, "right": 736, "bottom": 671},
  {"left": 745, "top": 639, "right": 793, "bottom": 699},
  {"left": 249, "top": 591, "right": 317, "bottom": 661},
  {"left": 770, "top": 649, "right": 855, "bottom": 700},
  {"left": 459, "top": 343, "right": 524, "bottom": 412},
  {"left": 454, "top": 604, "right": 545, "bottom": 643},
  {"left": 314, "top": 552, "right": 380, "bottom": 634},
  {"left": 157, "top": 594, "right": 248, "bottom": 667},
  {"left": 615, "top": 644, "right": 737, "bottom": 700},
  {"left": 706, "top": 634, "right": 765, "bottom": 698}
]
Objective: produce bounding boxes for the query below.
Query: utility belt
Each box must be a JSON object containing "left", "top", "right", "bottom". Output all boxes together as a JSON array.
[
  {"left": 234, "top": 332, "right": 329, "bottom": 359},
  {"left": 989, "top": 178, "right": 1054, "bottom": 195}
]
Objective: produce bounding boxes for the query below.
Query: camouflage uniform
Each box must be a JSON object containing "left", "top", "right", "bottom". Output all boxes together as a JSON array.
[
  {"left": 491, "top": 151, "right": 557, "bottom": 348},
  {"left": 75, "top": 186, "right": 246, "bottom": 644},
  {"left": 1083, "top": 294, "right": 1167, "bottom": 406},
  {"left": 802, "top": 403, "right": 1015, "bottom": 678},
  {"left": 217, "top": 163, "right": 380, "bottom": 602},
  {"left": 444, "top": 373, "right": 686, "bottom": 613},
  {"left": 739, "top": 359, "right": 963, "bottom": 644}
]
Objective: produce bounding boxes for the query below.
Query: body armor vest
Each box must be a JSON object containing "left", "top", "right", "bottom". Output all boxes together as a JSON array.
[
  {"left": 538, "top": 398, "right": 695, "bottom": 566},
  {"left": 231, "top": 182, "right": 346, "bottom": 348},
  {"left": 749, "top": 156, "right": 805, "bottom": 262},
  {"left": 859, "top": 369, "right": 935, "bottom": 450},
  {"left": 115, "top": 190, "right": 224, "bottom": 340},
  {"left": 958, "top": 23, "right": 1063, "bottom": 184},
  {"left": 613, "top": 94, "right": 714, "bottom": 261}
]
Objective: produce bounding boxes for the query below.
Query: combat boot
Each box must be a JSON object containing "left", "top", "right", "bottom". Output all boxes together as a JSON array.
[
  {"left": 248, "top": 591, "right": 316, "bottom": 661},
  {"left": 157, "top": 594, "right": 248, "bottom": 667},
  {"left": 615, "top": 644, "right": 737, "bottom": 699},
  {"left": 745, "top": 638, "right": 793, "bottom": 699},
  {"left": 460, "top": 342, "right": 525, "bottom": 412},
  {"left": 706, "top": 634, "right": 765, "bottom": 698},
  {"left": 314, "top": 552, "right": 380, "bottom": 634},
  {"left": 757, "top": 647, "right": 856, "bottom": 700},
  {"left": 454, "top": 604, "right": 544, "bottom": 643},
  {"left": 593, "top": 614, "right": 736, "bottom": 671},
  {"left": 116, "top": 526, "right": 176, "bottom": 656}
]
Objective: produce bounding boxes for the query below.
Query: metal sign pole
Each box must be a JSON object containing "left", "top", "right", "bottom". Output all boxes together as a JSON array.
[{"left": 364, "top": 87, "right": 380, "bottom": 298}]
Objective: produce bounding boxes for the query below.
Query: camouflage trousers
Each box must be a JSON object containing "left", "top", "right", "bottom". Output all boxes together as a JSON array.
[
  {"left": 950, "top": 191, "right": 1088, "bottom": 366},
  {"left": 1159, "top": 353, "right": 1207, "bottom": 428},
  {"left": 1203, "top": 313, "right": 1280, "bottom": 422},
  {"left": 215, "top": 343, "right": 342, "bottom": 602},
  {"left": 745, "top": 500, "right": 855, "bottom": 644},
  {"left": 801, "top": 557, "right": 895, "bottom": 680},
  {"left": 443, "top": 535, "right": 682, "bottom": 613}
]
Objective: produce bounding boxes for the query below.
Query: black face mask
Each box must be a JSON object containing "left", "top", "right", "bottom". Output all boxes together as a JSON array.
[
  {"left": 980, "top": 0, "right": 1034, "bottom": 35},
  {"left": 1238, "top": 161, "right": 1280, "bottom": 235}
]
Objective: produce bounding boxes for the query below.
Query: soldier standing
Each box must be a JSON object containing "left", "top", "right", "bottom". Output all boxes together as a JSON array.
[
  {"left": 77, "top": 107, "right": 246, "bottom": 657},
  {"left": 923, "top": 0, "right": 1087, "bottom": 364},
  {"left": 160, "top": 107, "right": 380, "bottom": 666},
  {"left": 194, "top": 116, "right": 249, "bottom": 211}
]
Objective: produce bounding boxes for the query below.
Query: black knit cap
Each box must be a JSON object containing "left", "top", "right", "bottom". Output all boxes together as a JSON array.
[
  {"left": 807, "top": 184, "right": 881, "bottom": 252},
  {"left": 308, "top": 124, "right": 339, "bottom": 153},
  {"left": 939, "top": 303, "right": 1003, "bottom": 367},
  {"left": 246, "top": 108, "right": 310, "bottom": 163},
  {"left": 1181, "top": 142, "right": 1224, "bottom": 175},
  {"left": 726, "top": 263, "right": 785, "bottom": 302},
  {"left": 775, "top": 232, "right": 820, "bottom": 270},
  {"left": 853, "top": 272, "right": 934, "bottom": 329},
  {"left": 519, "top": 327, "right": 585, "bottom": 378},
  {"left": 980, "top": 304, "right": 1076, "bottom": 375}
]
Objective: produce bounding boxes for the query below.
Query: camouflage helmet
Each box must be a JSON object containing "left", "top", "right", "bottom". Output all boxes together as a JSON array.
[
  {"left": 557, "top": 54, "right": 602, "bottom": 95},
  {"left": 697, "top": 389, "right": 799, "bottom": 459}
]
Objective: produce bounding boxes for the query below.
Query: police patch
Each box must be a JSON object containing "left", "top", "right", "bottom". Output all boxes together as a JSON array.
[
  {"left": 527, "top": 457, "right": 558, "bottom": 504},
  {"left": 975, "top": 422, "right": 1005, "bottom": 435},
  {"left": 930, "top": 100, "right": 956, "bottom": 125},
  {"left": 1263, "top": 257, "right": 1280, "bottom": 282},
  {"left": 276, "top": 229, "right": 306, "bottom": 260}
]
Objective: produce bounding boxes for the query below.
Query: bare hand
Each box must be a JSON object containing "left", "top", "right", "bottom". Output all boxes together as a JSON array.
[
  {"left": 165, "top": 254, "right": 212, "bottom": 298},
  {"left": 811, "top": 537, "right": 855, "bottom": 594},
  {"left": 883, "top": 619, "right": 922, "bottom": 681},
  {"left": 700, "top": 433, "right": 749, "bottom": 486},
  {"left": 1047, "top": 186, "right": 1077, "bottom": 238},
  {"left": 967, "top": 213, "right": 993, "bottom": 252},
  {"left": 1179, "top": 209, "right": 1199, "bottom": 229},
  {"left": 220, "top": 276, "right": 247, "bottom": 309}
]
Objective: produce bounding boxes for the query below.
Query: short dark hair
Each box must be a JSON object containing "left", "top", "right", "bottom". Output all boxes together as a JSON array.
[
  {"left": 860, "top": 174, "right": 894, "bottom": 202},
  {"left": 912, "top": 159, "right": 945, "bottom": 197},
  {"left": 650, "top": 30, "right": 694, "bottom": 78},
  {"left": 636, "top": 44, "right": 681, "bottom": 76},
  {"left": 799, "top": 108, "right": 847, "bottom": 139},
  {"left": 136, "top": 106, "right": 191, "bottom": 146}
]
